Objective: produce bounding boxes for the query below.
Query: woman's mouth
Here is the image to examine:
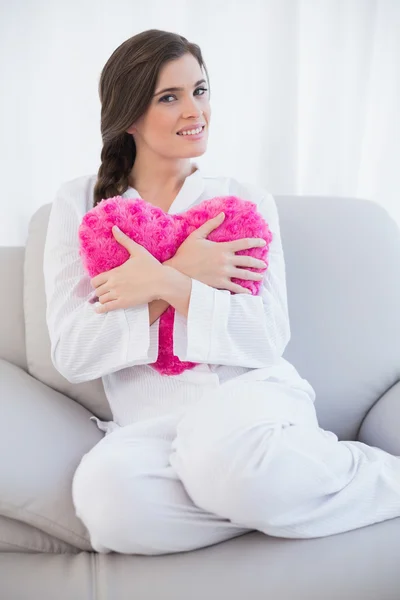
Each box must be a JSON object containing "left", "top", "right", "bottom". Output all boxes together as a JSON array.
[{"left": 177, "top": 125, "right": 206, "bottom": 140}]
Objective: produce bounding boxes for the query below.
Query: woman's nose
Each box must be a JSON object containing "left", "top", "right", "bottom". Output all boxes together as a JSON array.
[{"left": 181, "top": 100, "right": 203, "bottom": 119}]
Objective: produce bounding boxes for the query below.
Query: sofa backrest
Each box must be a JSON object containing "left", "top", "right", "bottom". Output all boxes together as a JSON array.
[
  {"left": 279, "top": 196, "right": 400, "bottom": 439},
  {"left": 2, "top": 195, "right": 400, "bottom": 439},
  {"left": 23, "top": 204, "right": 112, "bottom": 421}
]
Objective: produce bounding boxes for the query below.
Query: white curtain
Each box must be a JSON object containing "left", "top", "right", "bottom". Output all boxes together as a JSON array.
[{"left": 1, "top": 0, "right": 399, "bottom": 246}]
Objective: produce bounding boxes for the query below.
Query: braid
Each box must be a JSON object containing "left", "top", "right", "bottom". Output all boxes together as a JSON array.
[{"left": 93, "top": 133, "right": 136, "bottom": 207}]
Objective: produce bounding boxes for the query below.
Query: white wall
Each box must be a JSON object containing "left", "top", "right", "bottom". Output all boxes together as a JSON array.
[{"left": 1, "top": 0, "right": 399, "bottom": 246}]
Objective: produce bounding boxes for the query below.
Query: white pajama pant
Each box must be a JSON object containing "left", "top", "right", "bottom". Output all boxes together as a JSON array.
[{"left": 72, "top": 380, "right": 400, "bottom": 555}]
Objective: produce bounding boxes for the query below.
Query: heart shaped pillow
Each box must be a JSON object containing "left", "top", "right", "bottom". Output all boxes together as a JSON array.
[{"left": 78, "top": 196, "right": 272, "bottom": 375}]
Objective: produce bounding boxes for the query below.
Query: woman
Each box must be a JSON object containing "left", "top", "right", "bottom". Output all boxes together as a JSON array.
[{"left": 44, "top": 29, "right": 400, "bottom": 555}]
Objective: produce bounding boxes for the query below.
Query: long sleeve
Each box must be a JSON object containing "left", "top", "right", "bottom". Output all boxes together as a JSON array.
[
  {"left": 43, "top": 180, "right": 159, "bottom": 384},
  {"left": 173, "top": 191, "right": 290, "bottom": 368}
]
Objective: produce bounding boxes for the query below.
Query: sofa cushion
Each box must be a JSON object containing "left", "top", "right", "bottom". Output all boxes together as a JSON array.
[
  {"left": 0, "top": 359, "right": 103, "bottom": 550},
  {"left": 0, "top": 515, "right": 78, "bottom": 554},
  {"left": 279, "top": 196, "right": 400, "bottom": 440},
  {"left": 1, "top": 524, "right": 400, "bottom": 600},
  {"left": 0, "top": 247, "right": 27, "bottom": 371},
  {"left": 24, "top": 203, "right": 112, "bottom": 420},
  {"left": 358, "top": 381, "right": 400, "bottom": 455},
  {"left": 97, "top": 524, "right": 400, "bottom": 600},
  {"left": 0, "top": 553, "right": 95, "bottom": 600}
]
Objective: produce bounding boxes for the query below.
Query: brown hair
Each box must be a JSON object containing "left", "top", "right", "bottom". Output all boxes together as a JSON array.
[{"left": 93, "top": 29, "right": 209, "bottom": 207}]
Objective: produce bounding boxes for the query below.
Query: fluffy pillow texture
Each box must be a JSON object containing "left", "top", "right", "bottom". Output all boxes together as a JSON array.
[{"left": 78, "top": 195, "right": 272, "bottom": 375}]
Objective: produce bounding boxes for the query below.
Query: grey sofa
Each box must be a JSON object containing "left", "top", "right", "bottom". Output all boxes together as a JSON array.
[{"left": 1, "top": 194, "right": 400, "bottom": 600}]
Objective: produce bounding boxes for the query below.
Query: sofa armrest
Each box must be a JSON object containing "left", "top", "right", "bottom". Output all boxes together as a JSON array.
[
  {"left": 358, "top": 381, "right": 400, "bottom": 456},
  {"left": 0, "top": 358, "right": 103, "bottom": 550}
]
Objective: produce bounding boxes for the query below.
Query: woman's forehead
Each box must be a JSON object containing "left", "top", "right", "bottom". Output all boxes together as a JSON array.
[{"left": 156, "top": 54, "right": 204, "bottom": 89}]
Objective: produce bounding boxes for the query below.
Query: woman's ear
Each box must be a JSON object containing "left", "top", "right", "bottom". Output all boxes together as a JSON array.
[{"left": 126, "top": 124, "right": 136, "bottom": 134}]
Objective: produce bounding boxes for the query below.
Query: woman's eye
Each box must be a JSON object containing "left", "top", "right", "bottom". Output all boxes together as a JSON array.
[
  {"left": 159, "top": 94, "right": 176, "bottom": 103},
  {"left": 159, "top": 87, "right": 208, "bottom": 103}
]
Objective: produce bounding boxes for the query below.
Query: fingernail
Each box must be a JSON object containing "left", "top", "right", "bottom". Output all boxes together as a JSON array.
[
  {"left": 113, "top": 225, "right": 120, "bottom": 233},
  {"left": 260, "top": 239, "right": 266, "bottom": 246}
]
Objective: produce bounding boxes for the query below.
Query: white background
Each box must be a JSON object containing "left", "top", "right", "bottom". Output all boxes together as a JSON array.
[{"left": 1, "top": 0, "right": 399, "bottom": 246}]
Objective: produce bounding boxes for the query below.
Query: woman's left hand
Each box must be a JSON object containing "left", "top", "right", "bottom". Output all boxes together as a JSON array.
[{"left": 91, "top": 226, "right": 164, "bottom": 314}]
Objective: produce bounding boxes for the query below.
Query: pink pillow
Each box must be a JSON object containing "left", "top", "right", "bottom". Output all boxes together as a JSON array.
[{"left": 78, "top": 196, "right": 272, "bottom": 375}]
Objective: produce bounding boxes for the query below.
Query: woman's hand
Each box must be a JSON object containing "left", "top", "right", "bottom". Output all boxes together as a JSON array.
[
  {"left": 91, "top": 226, "right": 165, "bottom": 314},
  {"left": 165, "top": 212, "right": 268, "bottom": 294}
]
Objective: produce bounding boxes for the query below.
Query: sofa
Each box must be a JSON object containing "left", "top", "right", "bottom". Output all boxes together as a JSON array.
[{"left": 1, "top": 194, "right": 400, "bottom": 600}]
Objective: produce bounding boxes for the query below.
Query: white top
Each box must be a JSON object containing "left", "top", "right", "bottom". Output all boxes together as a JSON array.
[{"left": 44, "top": 165, "right": 310, "bottom": 429}]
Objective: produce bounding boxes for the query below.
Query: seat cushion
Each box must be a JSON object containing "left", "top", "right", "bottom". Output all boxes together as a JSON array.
[
  {"left": 0, "top": 359, "right": 103, "bottom": 550},
  {"left": 102, "top": 525, "right": 400, "bottom": 600},
  {"left": 1, "top": 523, "right": 400, "bottom": 599}
]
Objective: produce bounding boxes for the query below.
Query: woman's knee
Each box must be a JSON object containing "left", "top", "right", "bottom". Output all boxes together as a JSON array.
[
  {"left": 72, "top": 448, "right": 165, "bottom": 555},
  {"left": 172, "top": 420, "right": 341, "bottom": 530},
  {"left": 172, "top": 410, "right": 283, "bottom": 515}
]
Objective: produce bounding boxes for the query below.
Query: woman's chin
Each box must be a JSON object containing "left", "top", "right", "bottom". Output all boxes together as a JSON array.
[
  {"left": 181, "top": 144, "right": 208, "bottom": 159},
  {"left": 190, "top": 148, "right": 207, "bottom": 158}
]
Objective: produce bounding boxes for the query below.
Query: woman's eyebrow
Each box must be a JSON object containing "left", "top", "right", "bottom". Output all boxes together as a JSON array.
[{"left": 153, "top": 79, "right": 206, "bottom": 97}]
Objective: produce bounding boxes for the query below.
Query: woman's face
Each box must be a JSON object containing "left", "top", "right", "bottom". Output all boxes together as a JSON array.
[{"left": 128, "top": 53, "right": 211, "bottom": 159}]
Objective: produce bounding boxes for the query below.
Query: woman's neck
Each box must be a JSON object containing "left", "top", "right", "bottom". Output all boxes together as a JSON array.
[{"left": 129, "top": 157, "right": 196, "bottom": 202}]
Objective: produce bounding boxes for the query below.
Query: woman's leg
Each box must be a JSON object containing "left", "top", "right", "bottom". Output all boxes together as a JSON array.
[
  {"left": 72, "top": 412, "right": 250, "bottom": 555},
  {"left": 170, "top": 379, "right": 400, "bottom": 539}
]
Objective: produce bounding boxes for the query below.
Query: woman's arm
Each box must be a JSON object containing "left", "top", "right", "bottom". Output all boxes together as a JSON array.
[
  {"left": 44, "top": 184, "right": 160, "bottom": 384},
  {"left": 148, "top": 299, "right": 170, "bottom": 325},
  {"left": 148, "top": 209, "right": 265, "bottom": 325},
  {"left": 148, "top": 254, "right": 197, "bottom": 325},
  {"left": 147, "top": 257, "right": 188, "bottom": 325},
  {"left": 167, "top": 192, "right": 290, "bottom": 368}
]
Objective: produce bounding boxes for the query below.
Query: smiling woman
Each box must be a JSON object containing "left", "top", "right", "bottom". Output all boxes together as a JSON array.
[
  {"left": 93, "top": 30, "right": 211, "bottom": 208},
  {"left": 43, "top": 28, "right": 400, "bottom": 559},
  {"left": 125, "top": 52, "right": 211, "bottom": 186}
]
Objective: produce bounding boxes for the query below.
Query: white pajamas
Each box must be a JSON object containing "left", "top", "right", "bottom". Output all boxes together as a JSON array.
[
  {"left": 71, "top": 379, "right": 400, "bottom": 555},
  {"left": 44, "top": 165, "right": 400, "bottom": 555}
]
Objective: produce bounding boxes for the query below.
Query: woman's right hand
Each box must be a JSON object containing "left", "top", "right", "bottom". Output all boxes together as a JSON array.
[{"left": 164, "top": 212, "right": 268, "bottom": 294}]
